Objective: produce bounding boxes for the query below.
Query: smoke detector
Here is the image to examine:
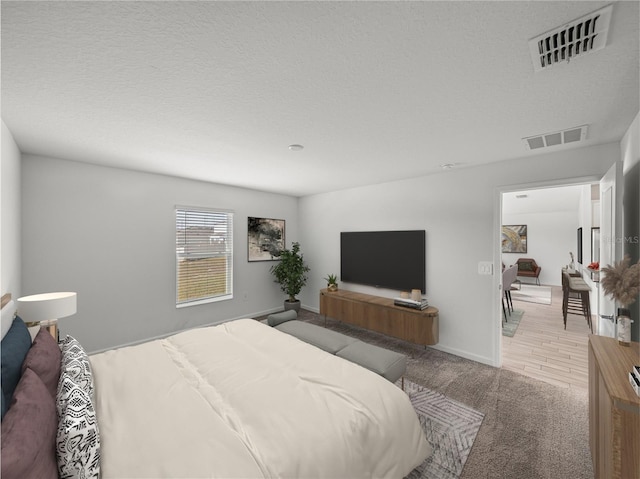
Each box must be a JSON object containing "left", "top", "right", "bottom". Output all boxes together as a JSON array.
[
  {"left": 529, "top": 4, "right": 613, "bottom": 72},
  {"left": 522, "top": 125, "right": 588, "bottom": 150}
]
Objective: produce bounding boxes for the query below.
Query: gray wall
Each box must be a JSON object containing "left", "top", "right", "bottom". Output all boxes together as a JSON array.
[
  {"left": 502, "top": 207, "right": 579, "bottom": 287},
  {"left": 298, "top": 142, "right": 620, "bottom": 366},
  {"left": 10, "top": 116, "right": 637, "bottom": 358},
  {"left": 21, "top": 155, "right": 298, "bottom": 352},
  {"left": 621, "top": 112, "right": 639, "bottom": 341},
  {"left": 1, "top": 121, "right": 21, "bottom": 300}
]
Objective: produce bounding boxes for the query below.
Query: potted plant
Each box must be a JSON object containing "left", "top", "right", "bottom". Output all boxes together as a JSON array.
[
  {"left": 324, "top": 274, "right": 339, "bottom": 292},
  {"left": 270, "top": 242, "right": 310, "bottom": 312}
]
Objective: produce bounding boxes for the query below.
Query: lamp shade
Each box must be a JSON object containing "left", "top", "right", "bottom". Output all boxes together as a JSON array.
[{"left": 17, "top": 292, "right": 77, "bottom": 322}]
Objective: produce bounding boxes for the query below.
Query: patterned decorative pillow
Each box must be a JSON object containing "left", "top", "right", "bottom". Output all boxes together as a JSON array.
[
  {"left": 56, "top": 374, "right": 101, "bottom": 479},
  {"left": 58, "top": 335, "right": 94, "bottom": 403},
  {"left": 519, "top": 261, "right": 534, "bottom": 271}
]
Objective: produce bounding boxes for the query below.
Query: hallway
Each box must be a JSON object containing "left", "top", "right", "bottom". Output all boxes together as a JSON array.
[{"left": 502, "top": 285, "right": 592, "bottom": 390}]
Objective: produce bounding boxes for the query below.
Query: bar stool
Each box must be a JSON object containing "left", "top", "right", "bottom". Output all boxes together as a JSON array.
[{"left": 561, "top": 271, "right": 593, "bottom": 332}]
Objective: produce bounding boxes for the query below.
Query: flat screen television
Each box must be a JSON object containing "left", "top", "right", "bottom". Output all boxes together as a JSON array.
[{"left": 340, "top": 230, "right": 426, "bottom": 293}]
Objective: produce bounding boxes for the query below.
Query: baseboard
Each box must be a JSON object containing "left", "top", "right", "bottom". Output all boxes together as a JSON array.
[{"left": 429, "top": 343, "right": 498, "bottom": 368}]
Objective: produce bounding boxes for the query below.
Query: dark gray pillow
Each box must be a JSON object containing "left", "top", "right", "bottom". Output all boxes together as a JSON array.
[
  {"left": 267, "top": 310, "right": 298, "bottom": 326},
  {"left": 1, "top": 316, "right": 32, "bottom": 415}
]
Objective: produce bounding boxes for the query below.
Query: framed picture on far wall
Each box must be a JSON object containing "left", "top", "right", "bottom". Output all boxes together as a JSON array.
[
  {"left": 501, "top": 225, "right": 527, "bottom": 253},
  {"left": 248, "top": 217, "right": 285, "bottom": 262}
]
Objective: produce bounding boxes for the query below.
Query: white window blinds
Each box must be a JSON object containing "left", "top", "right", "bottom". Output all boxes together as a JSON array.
[{"left": 176, "top": 207, "right": 233, "bottom": 307}]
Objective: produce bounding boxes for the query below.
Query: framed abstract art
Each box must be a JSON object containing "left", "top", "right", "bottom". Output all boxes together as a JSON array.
[
  {"left": 248, "top": 217, "right": 285, "bottom": 261},
  {"left": 501, "top": 225, "right": 527, "bottom": 253}
]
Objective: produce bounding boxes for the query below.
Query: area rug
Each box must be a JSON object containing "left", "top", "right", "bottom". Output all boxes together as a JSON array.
[
  {"left": 502, "top": 309, "right": 524, "bottom": 337},
  {"left": 402, "top": 380, "right": 484, "bottom": 479},
  {"left": 511, "top": 284, "right": 552, "bottom": 305}
]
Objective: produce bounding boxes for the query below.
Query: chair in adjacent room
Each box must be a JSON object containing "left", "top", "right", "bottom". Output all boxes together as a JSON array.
[
  {"left": 561, "top": 271, "right": 593, "bottom": 332},
  {"left": 502, "top": 264, "right": 519, "bottom": 320},
  {"left": 516, "top": 258, "right": 542, "bottom": 285}
]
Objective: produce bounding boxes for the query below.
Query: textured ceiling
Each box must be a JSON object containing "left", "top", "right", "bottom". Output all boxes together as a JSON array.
[{"left": 2, "top": 1, "right": 639, "bottom": 197}]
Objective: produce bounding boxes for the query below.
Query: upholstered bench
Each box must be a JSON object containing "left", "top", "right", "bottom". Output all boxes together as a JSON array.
[{"left": 265, "top": 311, "right": 407, "bottom": 384}]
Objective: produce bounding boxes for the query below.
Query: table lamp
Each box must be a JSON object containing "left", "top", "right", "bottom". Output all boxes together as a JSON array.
[{"left": 17, "top": 292, "right": 77, "bottom": 340}]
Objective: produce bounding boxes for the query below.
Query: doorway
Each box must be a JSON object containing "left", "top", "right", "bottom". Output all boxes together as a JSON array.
[{"left": 497, "top": 181, "right": 599, "bottom": 390}]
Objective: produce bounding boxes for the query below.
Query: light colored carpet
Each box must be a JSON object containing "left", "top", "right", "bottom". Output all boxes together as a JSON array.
[
  {"left": 502, "top": 309, "right": 524, "bottom": 337},
  {"left": 290, "top": 309, "right": 594, "bottom": 479},
  {"left": 511, "top": 284, "right": 552, "bottom": 305}
]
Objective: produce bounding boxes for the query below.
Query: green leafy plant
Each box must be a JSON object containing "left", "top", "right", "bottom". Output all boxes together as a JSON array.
[
  {"left": 324, "top": 273, "right": 339, "bottom": 291},
  {"left": 324, "top": 274, "right": 338, "bottom": 286},
  {"left": 270, "top": 242, "right": 310, "bottom": 302}
]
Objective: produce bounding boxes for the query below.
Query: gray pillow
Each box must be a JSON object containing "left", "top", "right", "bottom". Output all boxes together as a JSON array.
[{"left": 267, "top": 310, "right": 298, "bottom": 326}]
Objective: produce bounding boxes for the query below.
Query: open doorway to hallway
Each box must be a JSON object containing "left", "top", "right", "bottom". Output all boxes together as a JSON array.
[{"left": 500, "top": 183, "right": 598, "bottom": 391}]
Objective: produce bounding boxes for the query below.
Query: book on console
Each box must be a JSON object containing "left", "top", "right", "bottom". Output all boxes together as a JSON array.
[{"left": 394, "top": 297, "right": 429, "bottom": 310}]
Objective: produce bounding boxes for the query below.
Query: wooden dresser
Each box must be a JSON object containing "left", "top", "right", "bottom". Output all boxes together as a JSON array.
[
  {"left": 588, "top": 335, "right": 640, "bottom": 479},
  {"left": 319, "top": 289, "right": 438, "bottom": 346}
]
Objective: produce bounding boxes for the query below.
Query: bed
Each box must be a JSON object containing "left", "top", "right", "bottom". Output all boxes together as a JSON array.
[{"left": 1, "top": 293, "right": 430, "bottom": 478}]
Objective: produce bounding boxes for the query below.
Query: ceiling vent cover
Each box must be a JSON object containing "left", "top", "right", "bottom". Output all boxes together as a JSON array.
[
  {"left": 523, "top": 125, "right": 589, "bottom": 150},
  {"left": 529, "top": 4, "right": 613, "bottom": 72}
]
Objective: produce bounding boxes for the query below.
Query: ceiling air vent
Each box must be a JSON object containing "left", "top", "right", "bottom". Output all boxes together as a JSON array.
[
  {"left": 529, "top": 4, "right": 613, "bottom": 72},
  {"left": 523, "top": 125, "right": 588, "bottom": 150}
]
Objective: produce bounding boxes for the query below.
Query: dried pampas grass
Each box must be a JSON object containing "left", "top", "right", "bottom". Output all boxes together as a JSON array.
[{"left": 600, "top": 255, "right": 640, "bottom": 308}]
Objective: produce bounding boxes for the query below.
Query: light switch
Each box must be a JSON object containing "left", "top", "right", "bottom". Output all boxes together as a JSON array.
[{"left": 478, "top": 261, "right": 494, "bottom": 275}]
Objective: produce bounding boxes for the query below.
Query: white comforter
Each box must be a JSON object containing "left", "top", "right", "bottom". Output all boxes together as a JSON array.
[{"left": 90, "top": 318, "right": 429, "bottom": 478}]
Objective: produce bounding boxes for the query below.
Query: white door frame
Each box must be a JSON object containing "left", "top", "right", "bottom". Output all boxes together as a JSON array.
[{"left": 492, "top": 175, "right": 601, "bottom": 367}]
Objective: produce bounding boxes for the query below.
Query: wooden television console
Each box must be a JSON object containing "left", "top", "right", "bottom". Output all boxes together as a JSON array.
[{"left": 319, "top": 289, "right": 438, "bottom": 346}]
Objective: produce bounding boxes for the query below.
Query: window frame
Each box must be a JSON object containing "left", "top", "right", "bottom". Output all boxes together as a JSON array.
[{"left": 175, "top": 206, "right": 234, "bottom": 308}]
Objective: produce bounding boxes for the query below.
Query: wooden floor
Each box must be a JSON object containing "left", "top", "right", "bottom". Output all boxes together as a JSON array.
[{"left": 502, "top": 284, "right": 592, "bottom": 391}]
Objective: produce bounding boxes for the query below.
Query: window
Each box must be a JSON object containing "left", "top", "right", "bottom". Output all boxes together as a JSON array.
[{"left": 176, "top": 207, "right": 233, "bottom": 307}]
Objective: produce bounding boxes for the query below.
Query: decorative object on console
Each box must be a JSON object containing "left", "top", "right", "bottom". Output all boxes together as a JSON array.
[
  {"left": 630, "top": 365, "right": 640, "bottom": 397},
  {"left": 501, "top": 225, "right": 527, "bottom": 253},
  {"left": 600, "top": 254, "right": 640, "bottom": 346},
  {"left": 324, "top": 274, "right": 339, "bottom": 292},
  {"left": 270, "top": 242, "right": 310, "bottom": 312},
  {"left": 247, "top": 217, "right": 285, "bottom": 262},
  {"left": 617, "top": 310, "right": 633, "bottom": 346},
  {"left": 17, "top": 292, "right": 77, "bottom": 341}
]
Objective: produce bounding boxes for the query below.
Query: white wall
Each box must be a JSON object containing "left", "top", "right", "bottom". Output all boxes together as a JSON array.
[
  {"left": 299, "top": 142, "right": 619, "bottom": 366},
  {"left": 21, "top": 155, "right": 298, "bottom": 352},
  {"left": 501, "top": 209, "right": 578, "bottom": 286},
  {"left": 1, "top": 121, "right": 22, "bottom": 300}
]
